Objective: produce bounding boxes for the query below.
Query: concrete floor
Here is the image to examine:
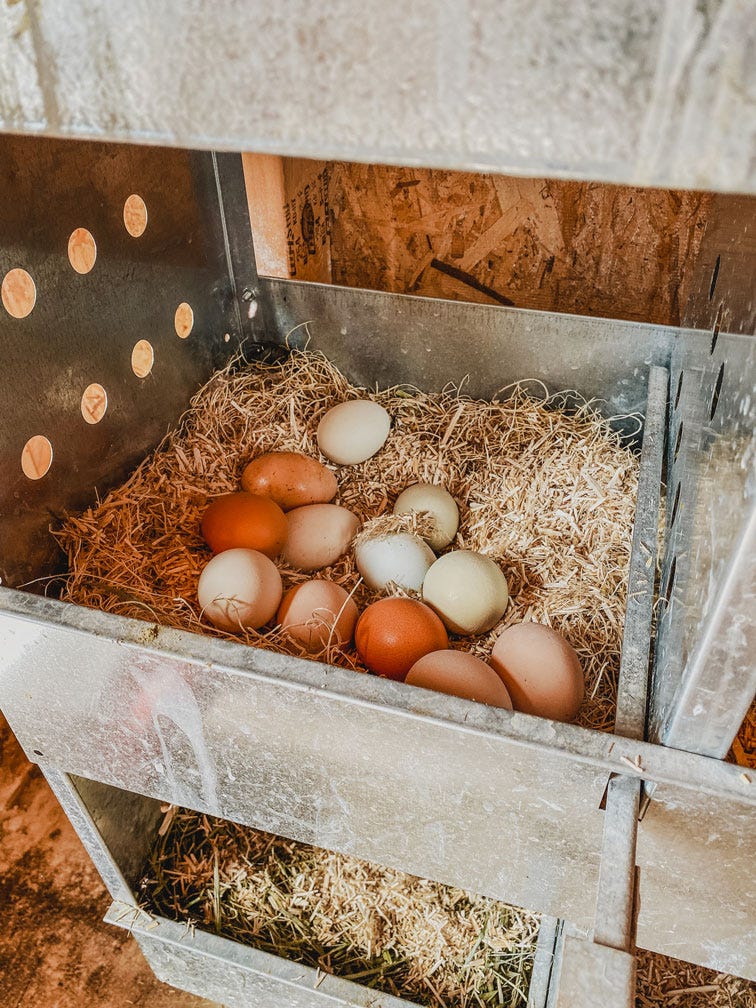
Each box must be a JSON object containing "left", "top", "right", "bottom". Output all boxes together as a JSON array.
[{"left": 0, "top": 715, "right": 220, "bottom": 1008}]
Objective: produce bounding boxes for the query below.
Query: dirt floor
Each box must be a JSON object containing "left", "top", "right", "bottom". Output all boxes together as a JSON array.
[{"left": 0, "top": 714, "right": 218, "bottom": 1008}]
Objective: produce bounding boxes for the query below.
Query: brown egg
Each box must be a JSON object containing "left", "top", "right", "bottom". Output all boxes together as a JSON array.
[
  {"left": 277, "top": 580, "right": 358, "bottom": 653},
  {"left": 489, "top": 622, "right": 584, "bottom": 723},
  {"left": 241, "top": 451, "right": 338, "bottom": 511},
  {"left": 283, "top": 503, "right": 360, "bottom": 572},
  {"left": 201, "top": 492, "right": 287, "bottom": 558},
  {"left": 406, "top": 650, "right": 513, "bottom": 709},
  {"left": 355, "top": 598, "right": 448, "bottom": 681}
]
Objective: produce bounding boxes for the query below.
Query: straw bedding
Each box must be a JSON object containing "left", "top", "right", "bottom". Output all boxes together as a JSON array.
[
  {"left": 141, "top": 806, "right": 539, "bottom": 1008},
  {"left": 57, "top": 348, "right": 640, "bottom": 733}
]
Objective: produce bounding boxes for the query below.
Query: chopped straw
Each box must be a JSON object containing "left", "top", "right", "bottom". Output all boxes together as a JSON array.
[
  {"left": 141, "top": 806, "right": 540, "bottom": 1008},
  {"left": 57, "top": 348, "right": 640, "bottom": 732}
]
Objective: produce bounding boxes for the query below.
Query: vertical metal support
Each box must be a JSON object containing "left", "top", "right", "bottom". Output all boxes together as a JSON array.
[
  {"left": 211, "top": 151, "right": 271, "bottom": 344},
  {"left": 553, "top": 366, "right": 667, "bottom": 1006},
  {"left": 615, "top": 365, "right": 669, "bottom": 740}
]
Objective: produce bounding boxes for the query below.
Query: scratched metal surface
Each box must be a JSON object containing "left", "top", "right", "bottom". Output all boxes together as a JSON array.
[
  {"left": 637, "top": 782, "right": 756, "bottom": 980},
  {"left": 649, "top": 194, "right": 756, "bottom": 758},
  {"left": 1, "top": 1, "right": 754, "bottom": 193}
]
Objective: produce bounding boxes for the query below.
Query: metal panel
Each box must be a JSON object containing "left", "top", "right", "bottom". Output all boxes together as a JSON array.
[
  {"left": 637, "top": 780, "right": 756, "bottom": 980},
  {"left": 0, "top": 135, "right": 250, "bottom": 588},
  {"left": 262, "top": 278, "right": 674, "bottom": 441},
  {"left": 1, "top": 2, "right": 754, "bottom": 193},
  {"left": 1, "top": 590, "right": 753, "bottom": 935},
  {"left": 650, "top": 329, "right": 756, "bottom": 756},
  {"left": 554, "top": 936, "right": 634, "bottom": 1008}
]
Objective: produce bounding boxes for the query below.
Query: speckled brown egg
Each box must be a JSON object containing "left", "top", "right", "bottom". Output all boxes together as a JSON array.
[{"left": 241, "top": 451, "right": 338, "bottom": 511}]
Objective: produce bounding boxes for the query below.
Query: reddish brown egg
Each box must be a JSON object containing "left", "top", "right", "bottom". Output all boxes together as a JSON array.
[
  {"left": 277, "top": 579, "right": 358, "bottom": 653},
  {"left": 201, "top": 491, "right": 287, "bottom": 558},
  {"left": 490, "top": 622, "right": 584, "bottom": 722},
  {"left": 241, "top": 451, "right": 338, "bottom": 511},
  {"left": 355, "top": 598, "right": 449, "bottom": 681}
]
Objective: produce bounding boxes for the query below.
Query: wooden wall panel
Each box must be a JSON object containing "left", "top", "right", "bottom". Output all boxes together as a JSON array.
[{"left": 245, "top": 157, "right": 713, "bottom": 327}]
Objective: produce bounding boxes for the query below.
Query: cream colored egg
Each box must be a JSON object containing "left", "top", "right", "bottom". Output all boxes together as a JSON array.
[
  {"left": 283, "top": 503, "right": 360, "bottom": 571},
  {"left": 406, "top": 650, "right": 513, "bottom": 709},
  {"left": 490, "top": 622, "right": 584, "bottom": 723},
  {"left": 317, "top": 400, "right": 391, "bottom": 465},
  {"left": 393, "top": 483, "right": 459, "bottom": 551},
  {"left": 422, "top": 550, "right": 508, "bottom": 635},
  {"left": 355, "top": 532, "right": 435, "bottom": 593},
  {"left": 198, "top": 548, "right": 282, "bottom": 631}
]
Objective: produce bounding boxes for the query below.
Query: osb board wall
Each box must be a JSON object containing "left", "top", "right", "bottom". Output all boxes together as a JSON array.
[{"left": 244, "top": 154, "right": 712, "bottom": 327}]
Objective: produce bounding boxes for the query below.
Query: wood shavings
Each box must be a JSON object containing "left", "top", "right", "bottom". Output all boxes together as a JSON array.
[
  {"left": 141, "top": 808, "right": 539, "bottom": 1008},
  {"left": 57, "top": 348, "right": 640, "bottom": 733},
  {"left": 635, "top": 948, "right": 755, "bottom": 1008}
]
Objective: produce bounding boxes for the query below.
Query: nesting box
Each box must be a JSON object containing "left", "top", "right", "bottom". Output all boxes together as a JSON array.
[{"left": 0, "top": 133, "right": 753, "bottom": 1008}]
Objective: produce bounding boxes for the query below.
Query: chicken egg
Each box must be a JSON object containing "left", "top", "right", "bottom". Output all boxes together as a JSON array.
[
  {"left": 422, "top": 550, "right": 508, "bottom": 635},
  {"left": 201, "top": 491, "right": 287, "bottom": 558},
  {"left": 355, "top": 531, "right": 435, "bottom": 594},
  {"left": 241, "top": 451, "right": 337, "bottom": 511},
  {"left": 317, "top": 400, "right": 391, "bottom": 465},
  {"left": 198, "top": 548, "right": 282, "bottom": 631},
  {"left": 406, "top": 650, "right": 513, "bottom": 709},
  {"left": 277, "top": 579, "right": 358, "bottom": 653},
  {"left": 355, "top": 598, "right": 448, "bottom": 680},
  {"left": 393, "top": 483, "right": 459, "bottom": 551},
  {"left": 283, "top": 503, "right": 360, "bottom": 571},
  {"left": 489, "top": 622, "right": 584, "bottom": 722}
]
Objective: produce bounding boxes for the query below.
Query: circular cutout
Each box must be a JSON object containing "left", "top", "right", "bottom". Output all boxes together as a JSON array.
[
  {"left": 174, "top": 302, "right": 194, "bottom": 339},
  {"left": 131, "top": 339, "right": 154, "bottom": 378},
  {"left": 81, "top": 383, "right": 108, "bottom": 424},
  {"left": 124, "top": 194, "right": 148, "bottom": 238},
  {"left": 67, "top": 228, "right": 97, "bottom": 274},
  {"left": 2, "top": 268, "right": 36, "bottom": 318},
  {"left": 21, "top": 435, "right": 53, "bottom": 480}
]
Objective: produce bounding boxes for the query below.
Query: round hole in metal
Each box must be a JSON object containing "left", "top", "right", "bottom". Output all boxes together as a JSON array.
[
  {"left": 124, "top": 193, "right": 148, "bottom": 238},
  {"left": 174, "top": 301, "right": 194, "bottom": 339},
  {"left": 67, "top": 228, "right": 97, "bottom": 274},
  {"left": 131, "top": 339, "right": 154, "bottom": 378},
  {"left": 81, "top": 383, "right": 108, "bottom": 424},
  {"left": 2, "top": 268, "right": 36, "bottom": 318},
  {"left": 21, "top": 435, "right": 53, "bottom": 480},
  {"left": 710, "top": 362, "right": 725, "bottom": 421}
]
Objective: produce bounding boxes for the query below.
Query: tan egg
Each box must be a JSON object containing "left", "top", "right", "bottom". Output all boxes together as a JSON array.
[
  {"left": 197, "top": 548, "right": 282, "bottom": 632},
  {"left": 490, "top": 622, "right": 584, "bottom": 723},
  {"left": 317, "top": 400, "right": 391, "bottom": 465},
  {"left": 393, "top": 483, "right": 459, "bottom": 551},
  {"left": 241, "top": 451, "right": 338, "bottom": 511},
  {"left": 406, "top": 650, "right": 513, "bottom": 709},
  {"left": 283, "top": 503, "right": 360, "bottom": 571},
  {"left": 277, "top": 580, "right": 358, "bottom": 653},
  {"left": 355, "top": 532, "right": 435, "bottom": 593},
  {"left": 422, "top": 550, "right": 508, "bottom": 635}
]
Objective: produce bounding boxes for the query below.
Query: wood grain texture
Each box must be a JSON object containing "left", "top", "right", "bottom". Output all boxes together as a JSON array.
[{"left": 0, "top": 715, "right": 219, "bottom": 1008}]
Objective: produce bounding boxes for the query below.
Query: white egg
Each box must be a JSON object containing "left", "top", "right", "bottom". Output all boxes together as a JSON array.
[
  {"left": 355, "top": 532, "right": 436, "bottom": 593},
  {"left": 393, "top": 483, "right": 459, "bottom": 551},
  {"left": 198, "top": 548, "right": 282, "bottom": 631},
  {"left": 317, "top": 400, "right": 391, "bottom": 465},
  {"left": 422, "top": 550, "right": 509, "bottom": 635}
]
